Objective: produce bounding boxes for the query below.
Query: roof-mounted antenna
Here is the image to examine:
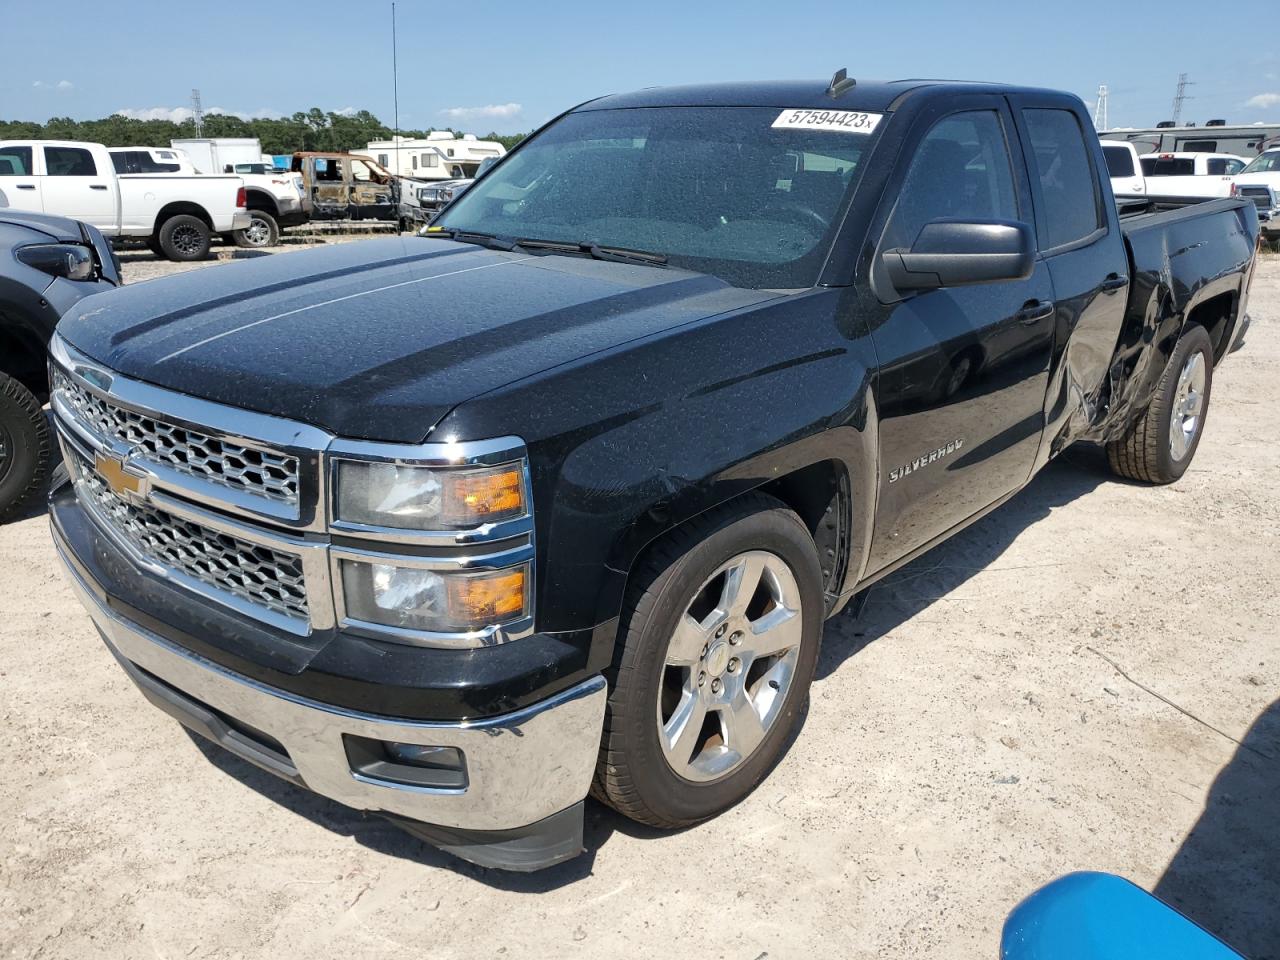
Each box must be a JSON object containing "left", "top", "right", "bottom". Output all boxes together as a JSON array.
[{"left": 827, "top": 67, "right": 856, "bottom": 99}]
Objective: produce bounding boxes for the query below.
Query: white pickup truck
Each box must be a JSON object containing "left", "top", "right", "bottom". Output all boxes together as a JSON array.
[
  {"left": 1099, "top": 140, "right": 1147, "bottom": 199},
  {"left": 0, "top": 140, "right": 248, "bottom": 261},
  {"left": 1231, "top": 148, "right": 1280, "bottom": 244},
  {"left": 1138, "top": 151, "right": 1249, "bottom": 200},
  {"left": 171, "top": 138, "right": 310, "bottom": 247}
]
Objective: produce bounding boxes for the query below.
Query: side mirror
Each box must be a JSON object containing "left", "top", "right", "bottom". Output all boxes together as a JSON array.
[{"left": 884, "top": 219, "right": 1035, "bottom": 291}]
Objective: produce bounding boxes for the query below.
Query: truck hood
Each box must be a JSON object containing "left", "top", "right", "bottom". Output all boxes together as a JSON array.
[
  {"left": 57, "top": 237, "right": 779, "bottom": 442},
  {"left": 1232, "top": 172, "right": 1280, "bottom": 187}
]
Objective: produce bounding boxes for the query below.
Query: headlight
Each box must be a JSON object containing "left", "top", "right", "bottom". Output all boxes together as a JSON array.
[
  {"left": 335, "top": 460, "right": 527, "bottom": 531},
  {"left": 339, "top": 559, "right": 530, "bottom": 634},
  {"left": 16, "top": 242, "right": 96, "bottom": 281}
]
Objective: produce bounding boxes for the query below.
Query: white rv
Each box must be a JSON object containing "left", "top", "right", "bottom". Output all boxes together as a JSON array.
[{"left": 365, "top": 132, "right": 505, "bottom": 182}]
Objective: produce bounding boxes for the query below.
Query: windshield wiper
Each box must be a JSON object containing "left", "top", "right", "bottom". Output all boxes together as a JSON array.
[
  {"left": 423, "top": 227, "right": 518, "bottom": 251},
  {"left": 581, "top": 242, "right": 668, "bottom": 266},
  {"left": 513, "top": 237, "right": 668, "bottom": 266},
  {"left": 427, "top": 229, "right": 668, "bottom": 266}
]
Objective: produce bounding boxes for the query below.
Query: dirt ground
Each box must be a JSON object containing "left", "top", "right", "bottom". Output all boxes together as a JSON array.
[{"left": 1, "top": 245, "right": 1277, "bottom": 960}]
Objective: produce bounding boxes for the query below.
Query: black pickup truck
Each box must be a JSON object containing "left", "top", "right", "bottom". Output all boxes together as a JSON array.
[{"left": 47, "top": 75, "right": 1258, "bottom": 871}]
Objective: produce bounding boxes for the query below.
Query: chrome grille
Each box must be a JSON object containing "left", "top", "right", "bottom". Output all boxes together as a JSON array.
[
  {"left": 75, "top": 458, "right": 309, "bottom": 622},
  {"left": 54, "top": 370, "right": 299, "bottom": 505},
  {"left": 1236, "top": 185, "right": 1275, "bottom": 211}
]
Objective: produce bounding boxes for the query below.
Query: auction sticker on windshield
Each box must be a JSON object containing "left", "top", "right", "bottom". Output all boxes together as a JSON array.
[{"left": 772, "top": 109, "right": 883, "bottom": 133}]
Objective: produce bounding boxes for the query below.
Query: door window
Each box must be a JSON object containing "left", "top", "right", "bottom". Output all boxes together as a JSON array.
[
  {"left": 1102, "top": 145, "right": 1135, "bottom": 178},
  {"left": 44, "top": 146, "right": 97, "bottom": 176},
  {"left": 1022, "top": 109, "right": 1103, "bottom": 249},
  {"left": 351, "top": 159, "right": 384, "bottom": 183},
  {"left": 1206, "top": 157, "right": 1244, "bottom": 176},
  {"left": 883, "top": 110, "right": 1019, "bottom": 253},
  {"left": 313, "top": 158, "right": 341, "bottom": 181},
  {"left": 0, "top": 146, "right": 34, "bottom": 176}
]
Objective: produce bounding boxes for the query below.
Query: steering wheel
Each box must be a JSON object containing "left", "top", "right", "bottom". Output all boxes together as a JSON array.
[{"left": 761, "top": 202, "right": 831, "bottom": 233}]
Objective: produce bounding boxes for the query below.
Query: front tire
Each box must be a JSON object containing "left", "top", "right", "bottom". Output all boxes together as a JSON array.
[
  {"left": 0, "top": 372, "right": 50, "bottom": 522},
  {"left": 1107, "top": 324, "right": 1214, "bottom": 484},
  {"left": 233, "top": 209, "right": 279, "bottom": 248},
  {"left": 157, "top": 214, "right": 210, "bottom": 262},
  {"left": 593, "top": 494, "right": 823, "bottom": 828}
]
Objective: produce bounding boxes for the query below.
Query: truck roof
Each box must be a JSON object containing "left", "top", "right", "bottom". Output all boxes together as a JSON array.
[{"left": 578, "top": 77, "right": 1075, "bottom": 113}]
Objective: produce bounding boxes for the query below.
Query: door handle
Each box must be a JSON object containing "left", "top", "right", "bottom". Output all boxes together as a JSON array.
[
  {"left": 89, "top": 184, "right": 108, "bottom": 191},
  {"left": 15, "top": 183, "right": 35, "bottom": 190},
  {"left": 1100, "top": 274, "right": 1128, "bottom": 293},
  {"left": 1016, "top": 300, "right": 1055, "bottom": 325}
]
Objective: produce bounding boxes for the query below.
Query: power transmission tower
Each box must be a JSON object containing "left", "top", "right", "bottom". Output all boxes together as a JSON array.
[
  {"left": 1171, "top": 73, "right": 1194, "bottom": 125},
  {"left": 1094, "top": 84, "right": 1109, "bottom": 130},
  {"left": 191, "top": 88, "right": 205, "bottom": 137}
]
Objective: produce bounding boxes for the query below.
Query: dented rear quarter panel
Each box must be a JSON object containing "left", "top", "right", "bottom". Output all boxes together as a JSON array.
[{"left": 1090, "top": 199, "right": 1259, "bottom": 442}]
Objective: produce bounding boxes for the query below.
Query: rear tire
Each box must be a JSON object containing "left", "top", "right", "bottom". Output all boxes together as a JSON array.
[
  {"left": 232, "top": 209, "right": 279, "bottom": 248},
  {"left": 0, "top": 372, "right": 50, "bottom": 523},
  {"left": 593, "top": 494, "right": 823, "bottom": 828},
  {"left": 157, "top": 214, "right": 210, "bottom": 262},
  {"left": 1107, "top": 324, "right": 1214, "bottom": 484}
]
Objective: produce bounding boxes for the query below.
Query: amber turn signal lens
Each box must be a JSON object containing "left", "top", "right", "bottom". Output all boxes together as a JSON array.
[
  {"left": 447, "top": 567, "right": 528, "bottom": 624},
  {"left": 442, "top": 467, "right": 525, "bottom": 525}
]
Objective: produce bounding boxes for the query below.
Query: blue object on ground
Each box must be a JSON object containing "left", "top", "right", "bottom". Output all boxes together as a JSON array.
[{"left": 1002, "top": 872, "right": 1245, "bottom": 959}]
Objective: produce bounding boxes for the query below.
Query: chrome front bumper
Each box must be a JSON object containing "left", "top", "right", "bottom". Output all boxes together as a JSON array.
[{"left": 55, "top": 540, "right": 607, "bottom": 835}]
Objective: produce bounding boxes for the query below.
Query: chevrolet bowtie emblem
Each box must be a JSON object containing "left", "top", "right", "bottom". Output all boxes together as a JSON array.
[{"left": 94, "top": 451, "right": 148, "bottom": 501}]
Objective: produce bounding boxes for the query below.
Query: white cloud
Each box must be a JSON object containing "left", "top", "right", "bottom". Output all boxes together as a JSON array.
[
  {"left": 116, "top": 106, "right": 194, "bottom": 122},
  {"left": 1244, "top": 92, "right": 1280, "bottom": 110},
  {"left": 333, "top": 106, "right": 359, "bottom": 117},
  {"left": 33, "top": 79, "right": 74, "bottom": 91},
  {"left": 56, "top": 79, "right": 74, "bottom": 90},
  {"left": 114, "top": 106, "right": 285, "bottom": 122},
  {"left": 439, "top": 102, "right": 522, "bottom": 121}
]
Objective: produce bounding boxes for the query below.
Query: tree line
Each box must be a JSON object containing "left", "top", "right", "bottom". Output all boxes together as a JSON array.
[{"left": 0, "top": 108, "right": 528, "bottom": 156}]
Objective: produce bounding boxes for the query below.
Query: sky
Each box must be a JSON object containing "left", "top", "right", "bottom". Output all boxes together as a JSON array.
[{"left": 4, "top": 0, "right": 1279, "bottom": 134}]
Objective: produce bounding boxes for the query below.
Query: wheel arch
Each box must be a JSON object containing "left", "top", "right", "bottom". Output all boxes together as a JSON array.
[
  {"left": 242, "top": 189, "right": 280, "bottom": 217},
  {"left": 152, "top": 202, "right": 213, "bottom": 234},
  {"left": 593, "top": 426, "right": 878, "bottom": 634},
  {"left": 0, "top": 323, "right": 50, "bottom": 401}
]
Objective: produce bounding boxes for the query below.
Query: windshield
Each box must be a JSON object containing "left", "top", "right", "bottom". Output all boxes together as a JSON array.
[
  {"left": 435, "top": 106, "right": 882, "bottom": 288},
  {"left": 1241, "top": 151, "right": 1280, "bottom": 174}
]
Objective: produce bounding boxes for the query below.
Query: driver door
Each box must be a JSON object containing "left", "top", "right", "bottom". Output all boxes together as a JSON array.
[
  {"left": 349, "top": 158, "right": 395, "bottom": 221},
  {"left": 865, "top": 102, "right": 1054, "bottom": 572}
]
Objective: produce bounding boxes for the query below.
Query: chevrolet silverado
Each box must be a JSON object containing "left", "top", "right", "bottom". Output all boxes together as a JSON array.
[{"left": 48, "top": 75, "right": 1258, "bottom": 871}]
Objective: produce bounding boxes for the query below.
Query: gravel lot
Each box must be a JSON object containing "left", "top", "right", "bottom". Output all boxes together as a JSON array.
[{"left": 2, "top": 245, "right": 1276, "bottom": 960}]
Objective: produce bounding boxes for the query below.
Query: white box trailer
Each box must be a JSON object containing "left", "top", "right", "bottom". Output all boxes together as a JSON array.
[{"left": 171, "top": 138, "right": 269, "bottom": 175}]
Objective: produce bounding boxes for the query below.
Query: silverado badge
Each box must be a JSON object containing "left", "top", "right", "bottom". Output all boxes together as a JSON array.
[{"left": 889, "top": 439, "right": 964, "bottom": 484}]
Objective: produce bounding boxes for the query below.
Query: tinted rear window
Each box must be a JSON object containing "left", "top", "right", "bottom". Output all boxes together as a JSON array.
[
  {"left": 0, "top": 146, "right": 33, "bottom": 176},
  {"left": 1141, "top": 157, "right": 1195, "bottom": 177},
  {"left": 44, "top": 146, "right": 97, "bottom": 176},
  {"left": 1102, "top": 145, "right": 1134, "bottom": 178}
]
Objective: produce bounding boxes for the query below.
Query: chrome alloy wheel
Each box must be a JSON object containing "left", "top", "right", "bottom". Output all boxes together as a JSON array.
[
  {"left": 656, "top": 550, "right": 804, "bottom": 782},
  {"left": 243, "top": 216, "right": 272, "bottom": 246},
  {"left": 1169, "top": 351, "right": 1207, "bottom": 461}
]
